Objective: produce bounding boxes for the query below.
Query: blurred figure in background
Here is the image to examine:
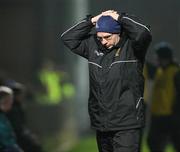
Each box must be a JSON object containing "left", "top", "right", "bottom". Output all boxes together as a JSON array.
[
  {"left": 147, "top": 42, "right": 180, "bottom": 152},
  {"left": 36, "top": 60, "right": 76, "bottom": 152},
  {"left": 6, "top": 81, "right": 44, "bottom": 152},
  {"left": 0, "top": 86, "right": 23, "bottom": 152},
  {"left": 37, "top": 59, "right": 75, "bottom": 104},
  {"left": 37, "top": 60, "right": 65, "bottom": 105}
]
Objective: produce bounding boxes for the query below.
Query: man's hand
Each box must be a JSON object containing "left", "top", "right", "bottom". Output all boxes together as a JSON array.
[
  {"left": 101, "top": 10, "right": 120, "bottom": 21},
  {"left": 91, "top": 13, "right": 102, "bottom": 25},
  {"left": 91, "top": 10, "right": 120, "bottom": 25}
]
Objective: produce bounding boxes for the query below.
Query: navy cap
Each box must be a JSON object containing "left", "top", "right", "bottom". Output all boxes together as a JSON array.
[{"left": 96, "top": 16, "right": 121, "bottom": 34}]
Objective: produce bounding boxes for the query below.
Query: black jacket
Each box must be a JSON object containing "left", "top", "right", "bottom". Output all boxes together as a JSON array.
[{"left": 61, "top": 13, "right": 152, "bottom": 131}]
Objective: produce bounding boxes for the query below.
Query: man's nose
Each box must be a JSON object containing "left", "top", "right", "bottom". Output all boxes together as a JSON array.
[{"left": 101, "top": 38, "right": 107, "bottom": 45}]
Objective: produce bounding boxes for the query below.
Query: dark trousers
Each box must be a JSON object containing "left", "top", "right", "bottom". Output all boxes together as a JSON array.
[
  {"left": 147, "top": 116, "right": 180, "bottom": 152},
  {"left": 96, "top": 129, "right": 142, "bottom": 152}
]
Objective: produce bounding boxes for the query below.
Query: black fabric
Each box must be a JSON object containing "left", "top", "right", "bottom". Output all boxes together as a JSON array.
[
  {"left": 96, "top": 129, "right": 142, "bottom": 152},
  {"left": 61, "top": 13, "right": 152, "bottom": 131}
]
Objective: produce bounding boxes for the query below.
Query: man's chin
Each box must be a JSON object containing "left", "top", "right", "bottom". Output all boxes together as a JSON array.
[{"left": 106, "top": 46, "right": 113, "bottom": 49}]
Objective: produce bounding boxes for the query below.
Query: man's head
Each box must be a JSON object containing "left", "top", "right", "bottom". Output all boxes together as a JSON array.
[
  {"left": 95, "top": 16, "right": 121, "bottom": 49},
  {"left": 155, "top": 42, "right": 173, "bottom": 68},
  {"left": 0, "top": 86, "right": 13, "bottom": 112},
  {"left": 5, "top": 80, "right": 25, "bottom": 103}
]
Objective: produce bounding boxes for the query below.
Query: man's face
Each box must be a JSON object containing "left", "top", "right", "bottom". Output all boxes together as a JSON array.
[
  {"left": 0, "top": 95, "right": 13, "bottom": 112},
  {"left": 97, "top": 32, "right": 120, "bottom": 49},
  {"left": 158, "top": 57, "right": 171, "bottom": 68}
]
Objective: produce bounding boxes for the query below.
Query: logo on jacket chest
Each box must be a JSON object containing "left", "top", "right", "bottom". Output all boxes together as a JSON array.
[{"left": 94, "top": 50, "right": 104, "bottom": 57}]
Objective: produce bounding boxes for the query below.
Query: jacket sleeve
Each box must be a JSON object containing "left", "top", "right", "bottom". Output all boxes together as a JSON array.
[
  {"left": 118, "top": 13, "right": 152, "bottom": 60},
  {"left": 61, "top": 18, "right": 94, "bottom": 59}
]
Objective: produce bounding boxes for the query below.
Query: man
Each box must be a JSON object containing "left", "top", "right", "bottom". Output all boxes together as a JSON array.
[
  {"left": 61, "top": 10, "right": 152, "bottom": 152},
  {"left": 147, "top": 42, "right": 180, "bottom": 152},
  {"left": 6, "top": 81, "right": 44, "bottom": 152},
  {"left": 0, "top": 86, "right": 23, "bottom": 152}
]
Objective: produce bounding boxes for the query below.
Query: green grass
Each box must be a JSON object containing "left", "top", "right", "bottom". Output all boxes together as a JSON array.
[{"left": 68, "top": 136, "right": 98, "bottom": 152}]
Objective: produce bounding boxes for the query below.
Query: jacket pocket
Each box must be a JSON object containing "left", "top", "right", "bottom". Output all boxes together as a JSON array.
[{"left": 135, "top": 97, "right": 145, "bottom": 122}]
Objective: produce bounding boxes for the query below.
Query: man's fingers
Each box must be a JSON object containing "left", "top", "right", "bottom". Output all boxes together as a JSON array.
[
  {"left": 102, "top": 10, "right": 115, "bottom": 14},
  {"left": 102, "top": 11, "right": 118, "bottom": 16}
]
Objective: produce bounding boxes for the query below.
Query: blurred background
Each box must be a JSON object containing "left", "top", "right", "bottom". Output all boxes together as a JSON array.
[{"left": 0, "top": 0, "right": 180, "bottom": 152}]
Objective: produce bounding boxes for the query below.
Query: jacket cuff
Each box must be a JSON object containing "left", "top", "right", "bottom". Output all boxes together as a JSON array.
[
  {"left": 86, "top": 14, "right": 93, "bottom": 21},
  {"left": 85, "top": 14, "right": 94, "bottom": 26},
  {"left": 117, "top": 12, "right": 127, "bottom": 23}
]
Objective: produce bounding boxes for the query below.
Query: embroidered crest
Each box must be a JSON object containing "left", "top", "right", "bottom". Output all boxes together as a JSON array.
[{"left": 94, "top": 50, "right": 104, "bottom": 56}]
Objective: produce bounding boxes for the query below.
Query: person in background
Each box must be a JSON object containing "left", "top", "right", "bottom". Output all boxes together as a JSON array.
[
  {"left": 0, "top": 86, "right": 23, "bottom": 152},
  {"left": 6, "top": 81, "right": 44, "bottom": 152},
  {"left": 37, "top": 60, "right": 65, "bottom": 105},
  {"left": 61, "top": 10, "right": 152, "bottom": 152},
  {"left": 147, "top": 42, "right": 180, "bottom": 152}
]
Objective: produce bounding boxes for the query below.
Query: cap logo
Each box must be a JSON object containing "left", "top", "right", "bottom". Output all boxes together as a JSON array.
[{"left": 96, "top": 23, "right": 99, "bottom": 29}]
